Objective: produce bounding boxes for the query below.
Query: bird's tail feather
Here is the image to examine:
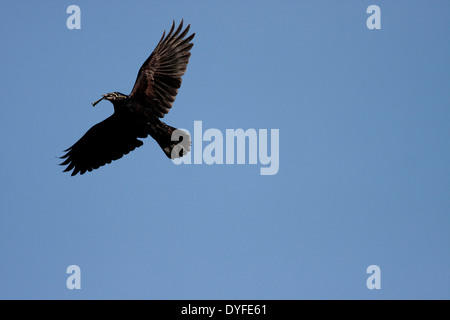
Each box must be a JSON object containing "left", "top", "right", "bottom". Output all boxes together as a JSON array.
[{"left": 152, "top": 121, "right": 191, "bottom": 159}]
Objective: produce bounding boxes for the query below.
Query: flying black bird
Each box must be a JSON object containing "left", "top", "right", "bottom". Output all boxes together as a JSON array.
[{"left": 60, "top": 20, "right": 194, "bottom": 176}]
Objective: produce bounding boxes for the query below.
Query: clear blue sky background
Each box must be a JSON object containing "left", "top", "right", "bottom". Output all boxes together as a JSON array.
[{"left": 0, "top": 1, "right": 448, "bottom": 299}]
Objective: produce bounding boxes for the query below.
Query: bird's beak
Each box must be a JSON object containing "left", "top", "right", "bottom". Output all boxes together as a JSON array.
[{"left": 91, "top": 95, "right": 106, "bottom": 107}]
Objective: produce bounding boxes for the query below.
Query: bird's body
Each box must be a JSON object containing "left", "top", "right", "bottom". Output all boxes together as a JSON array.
[{"left": 60, "top": 21, "right": 194, "bottom": 176}]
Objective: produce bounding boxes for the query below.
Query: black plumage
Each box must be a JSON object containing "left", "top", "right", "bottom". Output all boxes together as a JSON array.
[{"left": 60, "top": 20, "right": 194, "bottom": 176}]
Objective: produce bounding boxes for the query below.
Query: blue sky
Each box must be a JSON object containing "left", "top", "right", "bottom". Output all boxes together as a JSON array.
[{"left": 0, "top": 1, "right": 449, "bottom": 299}]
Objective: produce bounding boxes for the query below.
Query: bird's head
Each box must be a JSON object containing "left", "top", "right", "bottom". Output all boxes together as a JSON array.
[{"left": 91, "top": 92, "right": 128, "bottom": 106}]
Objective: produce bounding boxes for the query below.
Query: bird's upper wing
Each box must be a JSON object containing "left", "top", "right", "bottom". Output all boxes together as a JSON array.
[
  {"left": 129, "top": 20, "right": 195, "bottom": 118},
  {"left": 60, "top": 114, "right": 145, "bottom": 176}
]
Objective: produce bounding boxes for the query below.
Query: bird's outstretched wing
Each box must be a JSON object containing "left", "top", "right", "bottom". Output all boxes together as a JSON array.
[
  {"left": 129, "top": 20, "right": 195, "bottom": 118},
  {"left": 60, "top": 114, "right": 145, "bottom": 176}
]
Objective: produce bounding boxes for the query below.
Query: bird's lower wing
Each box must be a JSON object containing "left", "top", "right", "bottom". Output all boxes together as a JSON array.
[{"left": 60, "top": 114, "right": 144, "bottom": 176}]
